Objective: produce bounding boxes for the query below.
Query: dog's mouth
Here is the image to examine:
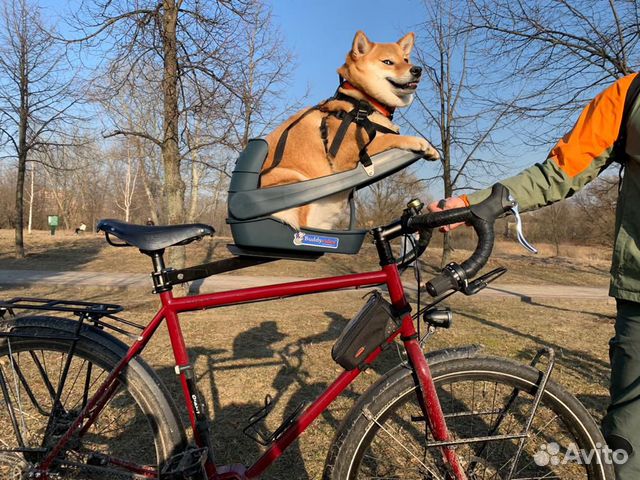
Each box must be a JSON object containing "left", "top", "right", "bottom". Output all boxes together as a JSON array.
[{"left": 387, "top": 78, "right": 419, "bottom": 92}]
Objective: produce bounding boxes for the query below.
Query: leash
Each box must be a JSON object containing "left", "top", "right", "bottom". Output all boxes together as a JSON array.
[{"left": 262, "top": 80, "right": 399, "bottom": 179}]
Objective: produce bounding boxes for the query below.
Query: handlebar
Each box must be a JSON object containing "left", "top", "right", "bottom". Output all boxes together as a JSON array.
[{"left": 402, "top": 183, "right": 515, "bottom": 296}]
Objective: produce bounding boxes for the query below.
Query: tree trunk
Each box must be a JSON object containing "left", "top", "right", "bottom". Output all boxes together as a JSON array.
[
  {"left": 441, "top": 139, "right": 453, "bottom": 268},
  {"left": 139, "top": 160, "right": 161, "bottom": 225},
  {"left": 188, "top": 155, "right": 201, "bottom": 223},
  {"left": 162, "top": 0, "right": 185, "bottom": 267},
  {"left": 15, "top": 151, "right": 26, "bottom": 258},
  {"left": 14, "top": 38, "right": 28, "bottom": 258},
  {"left": 187, "top": 120, "right": 202, "bottom": 222},
  {"left": 27, "top": 163, "right": 34, "bottom": 234}
]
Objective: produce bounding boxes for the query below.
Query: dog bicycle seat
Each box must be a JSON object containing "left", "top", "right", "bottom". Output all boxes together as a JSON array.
[
  {"left": 226, "top": 139, "right": 423, "bottom": 258},
  {"left": 97, "top": 219, "right": 215, "bottom": 252}
]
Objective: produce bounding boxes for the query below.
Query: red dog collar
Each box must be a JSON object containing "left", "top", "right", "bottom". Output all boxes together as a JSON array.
[{"left": 340, "top": 81, "right": 395, "bottom": 119}]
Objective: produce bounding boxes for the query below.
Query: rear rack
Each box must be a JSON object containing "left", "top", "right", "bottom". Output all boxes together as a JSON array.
[{"left": 0, "top": 297, "right": 143, "bottom": 337}]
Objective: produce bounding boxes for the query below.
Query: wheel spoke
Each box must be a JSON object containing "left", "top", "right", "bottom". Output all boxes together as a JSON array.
[
  {"left": 335, "top": 359, "right": 606, "bottom": 480},
  {"left": 0, "top": 328, "right": 177, "bottom": 479}
]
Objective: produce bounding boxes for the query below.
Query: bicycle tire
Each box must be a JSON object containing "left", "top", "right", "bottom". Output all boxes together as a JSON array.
[
  {"left": 324, "top": 356, "right": 614, "bottom": 479},
  {"left": 0, "top": 316, "right": 186, "bottom": 479}
]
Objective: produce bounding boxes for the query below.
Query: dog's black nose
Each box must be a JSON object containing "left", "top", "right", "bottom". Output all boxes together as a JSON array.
[{"left": 410, "top": 66, "right": 423, "bottom": 77}]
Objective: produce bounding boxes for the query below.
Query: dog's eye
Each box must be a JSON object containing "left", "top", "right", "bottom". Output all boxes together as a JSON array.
[{"left": 381, "top": 59, "right": 394, "bottom": 66}]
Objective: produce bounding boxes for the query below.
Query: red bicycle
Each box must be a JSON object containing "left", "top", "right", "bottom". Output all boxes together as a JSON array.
[{"left": 0, "top": 184, "right": 613, "bottom": 479}]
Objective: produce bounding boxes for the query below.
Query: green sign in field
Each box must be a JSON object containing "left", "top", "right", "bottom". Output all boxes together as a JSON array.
[{"left": 47, "top": 215, "right": 59, "bottom": 235}]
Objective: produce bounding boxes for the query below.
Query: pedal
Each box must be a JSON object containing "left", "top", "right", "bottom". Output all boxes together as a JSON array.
[
  {"left": 160, "top": 446, "right": 208, "bottom": 480},
  {"left": 243, "top": 395, "right": 307, "bottom": 446}
]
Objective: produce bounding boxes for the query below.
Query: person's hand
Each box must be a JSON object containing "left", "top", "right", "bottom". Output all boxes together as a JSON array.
[{"left": 426, "top": 196, "right": 468, "bottom": 232}]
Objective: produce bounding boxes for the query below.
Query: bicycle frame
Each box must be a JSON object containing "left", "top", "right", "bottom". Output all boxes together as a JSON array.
[{"left": 36, "top": 260, "right": 468, "bottom": 479}]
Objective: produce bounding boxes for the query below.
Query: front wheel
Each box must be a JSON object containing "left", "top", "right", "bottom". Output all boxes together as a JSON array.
[{"left": 324, "top": 357, "right": 614, "bottom": 479}]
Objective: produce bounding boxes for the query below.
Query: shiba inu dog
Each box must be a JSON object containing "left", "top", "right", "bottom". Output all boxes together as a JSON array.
[{"left": 260, "top": 31, "right": 439, "bottom": 230}]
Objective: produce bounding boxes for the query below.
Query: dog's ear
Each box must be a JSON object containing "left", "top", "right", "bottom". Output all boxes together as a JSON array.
[
  {"left": 351, "top": 31, "right": 372, "bottom": 56},
  {"left": 397, "top": 32, "right": 415, "bottom": 56}
]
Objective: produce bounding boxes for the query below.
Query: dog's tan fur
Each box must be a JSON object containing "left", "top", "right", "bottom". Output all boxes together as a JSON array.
[{"left": 260, "top": 31, "right": 438, "bottom": 230}]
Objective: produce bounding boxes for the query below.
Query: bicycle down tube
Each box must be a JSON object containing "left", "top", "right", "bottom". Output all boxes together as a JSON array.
[{"left": 35, "top": 263, "right": 467, "bottom": 480}]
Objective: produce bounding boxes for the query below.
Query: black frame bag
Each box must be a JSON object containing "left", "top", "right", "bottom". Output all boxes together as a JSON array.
[{"left": 331, "top": 291, "right": 403, "bottom": 371}]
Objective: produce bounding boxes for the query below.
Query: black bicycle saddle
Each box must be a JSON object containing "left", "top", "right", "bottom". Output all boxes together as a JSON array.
[{"left": 97, "top": 219, "right": 215, "bottom": 251}]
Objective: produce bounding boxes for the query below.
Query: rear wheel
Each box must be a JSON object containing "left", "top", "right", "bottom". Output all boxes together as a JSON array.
[
  {"left": 0, "top": 317, "right": 186, "bottom": 479},
  {"left": 325, "top": 357, "right": 614, "bottom": 479}
]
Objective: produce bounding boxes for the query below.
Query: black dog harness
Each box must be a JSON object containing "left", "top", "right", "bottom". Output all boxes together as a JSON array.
[{"left": 263, "top": 81, "right": 399, "bottom": 178}]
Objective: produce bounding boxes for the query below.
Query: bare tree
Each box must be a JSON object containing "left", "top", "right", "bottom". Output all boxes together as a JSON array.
[
  {"left": 573, "top": 175, "right": 619, "bottom": 246},
  {"left": 99, "top": 79, "right": 165, "bottom": 223},
  {"left": 109, "top": 143, "right": 140, "bottom": 222},
  {"left": 41, "top": 144, "right": 96, "bottom": 231},
  {"left": 65, "top": 0, "right": 257, "bottom": 266},
  {"left": 26, "top": 163, "right": 35, "bottom": 233},
  {"left": 467, "top": 0, "right": 640, "bottom": 139},
  {"left": 356, "top": 169, "right": 427, "bottom": 227},
  {"left": 182, "top": 3, "right": 300, "bottom": 223},
  {"left": 226, "top": 3, "right": 298, "bottom": 150},
  {"left": 0, "top": 0, "right": 79, "bottom": 257},
  {"left": 407, "top": 0, "right": 516, "bottom": 264}
]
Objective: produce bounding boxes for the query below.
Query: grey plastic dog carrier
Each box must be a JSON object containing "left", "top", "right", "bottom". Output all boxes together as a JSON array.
[{"left": 227, "top": 139, "right": 423, "bottom": 258}]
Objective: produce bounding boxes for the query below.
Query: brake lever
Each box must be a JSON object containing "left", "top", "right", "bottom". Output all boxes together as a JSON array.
[{"left": 508, "top": 195, "right": 538, "bottom": 254}]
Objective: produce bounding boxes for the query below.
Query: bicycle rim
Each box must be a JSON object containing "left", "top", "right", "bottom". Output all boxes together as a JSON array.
[
  {"left": 344, "top": 358, "right": 609, "bottom": 479},
  {"left": 0, "top": 334, "right": 167, "bottom": 479}
]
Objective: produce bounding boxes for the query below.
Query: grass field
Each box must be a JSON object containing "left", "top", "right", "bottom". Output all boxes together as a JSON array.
[
  {"left": 0, "top": 228, "right": 612, "bottom": 286},
  {"left": 0, "top": 229, "right": 616, "bottom": 478}
]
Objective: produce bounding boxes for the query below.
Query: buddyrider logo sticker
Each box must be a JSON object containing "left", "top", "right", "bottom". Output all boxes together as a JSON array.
[{"left": 293, "top": 232, "right": 339, "bottom": 249}]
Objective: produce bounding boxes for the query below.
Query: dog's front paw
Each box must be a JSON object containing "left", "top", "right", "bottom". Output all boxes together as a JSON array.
[{"left": 407, "top": 137, "right": 439, "bottom": 160}]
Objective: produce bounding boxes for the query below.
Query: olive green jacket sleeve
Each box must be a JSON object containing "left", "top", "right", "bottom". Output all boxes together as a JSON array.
[
  {"left": 465, "top": 74, "right": 637, "bottom": 212},
  {"left": 465, "top": 156, "right": 612, "bottom": 212}
]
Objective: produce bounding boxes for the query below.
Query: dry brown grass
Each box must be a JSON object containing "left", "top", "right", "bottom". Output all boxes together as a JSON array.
[{"left": 0, "top": 229, "right": 611, "bottom": 288}]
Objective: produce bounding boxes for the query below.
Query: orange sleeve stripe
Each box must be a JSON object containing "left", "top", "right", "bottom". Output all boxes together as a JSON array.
[{"left": 548, "top": 73, "right": 638, "bottom": 178}]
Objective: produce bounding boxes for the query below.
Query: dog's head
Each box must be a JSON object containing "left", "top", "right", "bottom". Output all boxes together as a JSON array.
[{"left": 338, "top": 31, "right": 421, "bottom": 108}]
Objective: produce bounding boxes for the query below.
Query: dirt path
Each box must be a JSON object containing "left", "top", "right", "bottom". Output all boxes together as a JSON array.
[{"left": 0, "top": 268, "right": 610, "bottom": 302}]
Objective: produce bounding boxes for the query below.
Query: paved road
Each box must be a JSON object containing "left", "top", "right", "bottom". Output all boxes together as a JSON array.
[{"left": 0, "top": 269, "right": 610, "bottom": 303}]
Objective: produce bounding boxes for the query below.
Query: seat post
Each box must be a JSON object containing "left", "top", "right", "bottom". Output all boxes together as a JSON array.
[
  {"left": 150, "top": 250, "right": 166, "bottom": 273},
  {"left": 144, "top": 249, "right": 172, "bottom": 293}
]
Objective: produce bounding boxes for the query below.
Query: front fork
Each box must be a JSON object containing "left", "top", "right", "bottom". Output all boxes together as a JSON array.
[
  {"left": 404, "top": 334, "right": 468, "bottom": 480},
  {"left": 384, "top": 263, "right": 467, "bottom": 480}
]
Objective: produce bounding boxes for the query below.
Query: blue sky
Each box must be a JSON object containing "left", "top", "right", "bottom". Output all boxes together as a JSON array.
[{"left": 266, "top": 0, "right": 424, "bottom": 100}]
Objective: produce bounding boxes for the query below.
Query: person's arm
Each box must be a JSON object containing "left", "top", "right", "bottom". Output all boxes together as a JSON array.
[{"left": 463, "top": 73, "right": 637, "bottom": 211}]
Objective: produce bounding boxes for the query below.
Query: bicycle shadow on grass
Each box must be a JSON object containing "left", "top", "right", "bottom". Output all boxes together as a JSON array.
[{"left": 154, "top": 310, "right": 388, "bottom": 479}]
